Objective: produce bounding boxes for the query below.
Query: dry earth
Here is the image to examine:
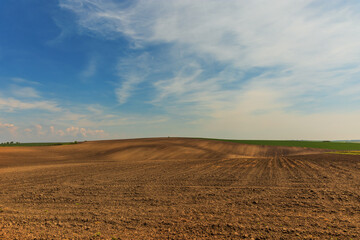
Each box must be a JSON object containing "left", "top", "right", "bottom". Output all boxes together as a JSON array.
[{"left": 0, "top": 138, "right": 360, "bottom": 239}]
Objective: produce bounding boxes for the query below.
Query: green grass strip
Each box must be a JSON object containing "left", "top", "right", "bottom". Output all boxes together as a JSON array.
[
  {"left": 0, "top": 142, "right": 78, "bottom": 147},
  {"left": 329, "top": 151, "right": 360, "bottom": 155},
  {"left": 204, "top": 139, "right": 360, "bottom": 151}
]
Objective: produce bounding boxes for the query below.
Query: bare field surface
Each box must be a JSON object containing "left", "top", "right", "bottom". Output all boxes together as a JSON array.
[{"left": 0, "top": 138, "right": 360, "bottom": 239}]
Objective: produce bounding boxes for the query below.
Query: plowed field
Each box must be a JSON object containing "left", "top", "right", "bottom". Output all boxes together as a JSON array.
[{"left": 1, "top": 138, "right": 360, "bottom": 239}]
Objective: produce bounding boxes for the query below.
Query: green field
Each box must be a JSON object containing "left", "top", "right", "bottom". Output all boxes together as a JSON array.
[
  {"left": 0, "top": 142, "right": 78, "bottom": 147},
  {"left": 207, "top": 139, "right": 360, "bottom": 151}
]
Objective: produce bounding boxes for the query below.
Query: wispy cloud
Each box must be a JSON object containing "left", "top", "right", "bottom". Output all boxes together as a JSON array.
[
  {"left": 59, "top": 0, "right": 143, "bottom": 40},
  {"left": 10, "top": 85, "right": 40, "bottom": 98},
  {"left": 115, "top": 74, "right": 142, "bottom": 104},
  {"left": 80, "top": 57, "right": 97, "bottom": 79},
  {"left": 115, "top": 52, "right": 151, "bottom": 104},
  {"left": 0, "top": 97, "right": 62, "bottom": 112},
  {"left": 0, "top": 80, "right": 61, "bottom": 112},
  {"left": 11, "top": 77, "right": 40, "bottom": 85}
]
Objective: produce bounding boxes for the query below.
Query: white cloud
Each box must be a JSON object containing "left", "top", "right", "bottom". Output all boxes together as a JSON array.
[
  {"left": 10, "top": 85, "right": 40, "bottom": 98},
  {"left": 0, "top": 82, "right": 62, "bottom": 112},
  {"left": 150, "top": 1, "right": 360, "bottom": 72},
  {"left": 50, "top": 126, "right": 55, "bottom": 135},
  {"left": 0, "top": 122, "right": 18, "bottom": 137},
  {"left": 0, "top": 97, "right": 62, "bottom": 112},
  {"left": 24, "top": 128, "right": 32, "bottom": 133},
  {"left": 66, "top": 126, "right": 106, "bottom": 138},
  {"left": 57, "top": 129, "right": 66, "bottom": 136},
  {"left": 35, "top": 124, "right": 46, "bottom": 136}
]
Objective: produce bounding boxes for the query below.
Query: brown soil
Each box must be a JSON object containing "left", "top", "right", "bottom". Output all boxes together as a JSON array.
[{"left": 0, "top": 137, "right": 359, "bottom": 239}]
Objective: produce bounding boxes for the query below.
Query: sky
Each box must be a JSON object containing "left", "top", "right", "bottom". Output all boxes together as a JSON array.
[{"left": 1, "top": 0, "right": 360, "bottom": 142}]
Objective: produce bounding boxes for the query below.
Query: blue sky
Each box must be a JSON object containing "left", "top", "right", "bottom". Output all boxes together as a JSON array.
[{"left": 1, "top": 0, "right": 360, "bottom": 142}]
